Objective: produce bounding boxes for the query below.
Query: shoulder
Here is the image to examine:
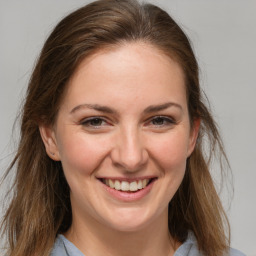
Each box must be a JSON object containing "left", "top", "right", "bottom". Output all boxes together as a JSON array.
[
  {"left": 50, "top": 235, "right": 71, "bottom": 256},
  {"left": 229, "top": 247, "right": 246, "bottom": 256},
  {"left": 174, "top": 232, "right": 245, "bottom": 256},
  {"left": 174, "top": 232, "right": 204, "bottom": 256},
  {"left": 50, "top": 235, "right": 68, "bottom": 256},
  {"left": 50, "top": 235, "right": 84, "bottom": 256}
]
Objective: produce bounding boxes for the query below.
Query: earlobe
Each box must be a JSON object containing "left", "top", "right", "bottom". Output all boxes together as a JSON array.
[
  {"left": 187, "top": 118, "right": 201, "bottom": 157},
  {"left": 39, "top": 125, "right": 60, "bottom": 161}
]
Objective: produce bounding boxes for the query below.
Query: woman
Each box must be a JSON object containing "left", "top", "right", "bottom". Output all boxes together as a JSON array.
[{"left": 0, "top": 0, "right": 245, "bottom": 256}]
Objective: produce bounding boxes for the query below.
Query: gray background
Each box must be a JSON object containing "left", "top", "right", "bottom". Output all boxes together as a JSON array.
[{"left": 0, "top": 1, "right": 255, "bottom": 255}]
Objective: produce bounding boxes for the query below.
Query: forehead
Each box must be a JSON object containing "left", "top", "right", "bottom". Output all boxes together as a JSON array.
[
  {"left": 70, "top": 41, "right": 185, "bottom": 80},
  {"left": 62, "top": 42, "right": 187, "bottom": 111}
]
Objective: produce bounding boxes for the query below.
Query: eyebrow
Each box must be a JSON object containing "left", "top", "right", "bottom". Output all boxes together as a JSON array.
[
  {"left": 70, "top": 102, "right": 182, "bottom": 115},
  {"left": 143, "top": 102, "right": 182, "bottom": 114},
  {"left": 70, "top": 104, "right": 117, "bottom": 114}
]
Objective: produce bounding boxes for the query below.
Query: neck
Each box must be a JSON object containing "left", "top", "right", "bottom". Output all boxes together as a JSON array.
[{"left": 65, "top": 209, "right": 180, "bottom": 256}]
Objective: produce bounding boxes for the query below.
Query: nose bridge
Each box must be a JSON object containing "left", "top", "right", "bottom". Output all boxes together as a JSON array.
[{"left": 112, "top": 124, "right": 147, "bottom": 171}]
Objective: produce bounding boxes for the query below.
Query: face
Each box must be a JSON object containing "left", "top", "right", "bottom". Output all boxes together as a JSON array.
[{"left": 40, "top": 42, "right": 199, "bottom": 232}]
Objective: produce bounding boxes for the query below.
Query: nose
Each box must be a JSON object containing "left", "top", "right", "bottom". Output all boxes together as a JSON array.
[{"left": 110, "top": 126, "right": 148, "bottom": 172}]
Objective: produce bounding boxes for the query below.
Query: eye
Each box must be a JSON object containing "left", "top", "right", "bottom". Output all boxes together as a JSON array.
[
  {"left": 147, "top": 116, "right": 176, "bottom": 127},
  {"left": 80, "top": 117, "right": 108, "bottom": 128}
]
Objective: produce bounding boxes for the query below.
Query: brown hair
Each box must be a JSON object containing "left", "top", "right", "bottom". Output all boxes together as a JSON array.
[{"left": 1, "top": 0, "right": 230, "bottom": 255}]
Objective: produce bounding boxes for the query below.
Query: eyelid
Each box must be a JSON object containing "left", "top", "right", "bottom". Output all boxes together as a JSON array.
[
  {"left": 145, "top": 115, "right": 176, "bottom": 126},
  {"left": 79, "top": 115, "right": 176, "bottom": 130},
  {"left": 80, "top": 116, "right": 110, "bottom": 128}
]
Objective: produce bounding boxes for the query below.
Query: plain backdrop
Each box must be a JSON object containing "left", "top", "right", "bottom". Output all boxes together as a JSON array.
[{"left": 0, "top": 1, "right": 255, "bottom": 255}]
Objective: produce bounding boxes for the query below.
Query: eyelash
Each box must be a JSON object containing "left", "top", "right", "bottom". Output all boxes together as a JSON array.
[
  {"left": 80, "top": 117, "right": 109, "bottom": 128},
  {"left": 147, "top": 116, "right": 176, "bottom": 127},
  {"left": 80, "top": 115, "right": 176, "bottom": 129}
]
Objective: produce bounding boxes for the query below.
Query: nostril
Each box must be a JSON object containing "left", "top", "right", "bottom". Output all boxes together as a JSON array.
[{"left": 110, "top": 141, "right": 148, "bottom": 172}]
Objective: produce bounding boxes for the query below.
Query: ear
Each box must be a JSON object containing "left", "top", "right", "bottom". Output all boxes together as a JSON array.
[
  {"left": 39, "top": 125, "right": 61, "bottom": 161},
  {"left": 187, "top": 118, "right": 200, "bottom": 157}
]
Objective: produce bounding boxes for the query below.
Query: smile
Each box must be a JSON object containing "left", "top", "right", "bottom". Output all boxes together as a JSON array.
[
  {"left": 99, "top": 177, "right": 157, "bottom": 192},
  {"left": 98, "top": 177, "right": 157, "bottom": 201},
  {"left": 102, "top": 178, "right": 150, "bottom": 192}
]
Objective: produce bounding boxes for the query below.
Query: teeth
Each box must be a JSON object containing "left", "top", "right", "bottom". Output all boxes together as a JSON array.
[
  {"left": 114, "top": 180, "right": 121, "bottom": 190},
  {"left": 104, "top": 179, "right": 150, "bottom": 192},
  {"left": 121, "top": 181, "right": 129, "bottom": 191},
  {"left": 129, "top": 181, "right": 138, "bottom": 191},
  {"left": 142, "top": 179, "right": 147, "bottom": 188},
  {"left": 109, "top": 179, "right": 115, "bottom": 188},
  {"left": 137, "top": 180, "right": 142, "bottom": 189}
]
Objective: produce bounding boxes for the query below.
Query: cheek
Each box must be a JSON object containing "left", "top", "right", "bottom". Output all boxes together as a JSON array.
[
  {"left": 148, "top": 132, "right": 189, "bottom": 210},
  {"left": 57, "top": 133, "right": 110, "bottom": 176},
  {"left": 149, "top": 131, "right": 190, "bottom": 171}
]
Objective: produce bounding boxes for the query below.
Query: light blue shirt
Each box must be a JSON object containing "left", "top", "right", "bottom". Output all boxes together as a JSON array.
[
  {"left": 50, "top": 232, "right": 245, "bottom": 256},
  {"left": 51, "top": 232, "right": 245, "bottom": 256}
]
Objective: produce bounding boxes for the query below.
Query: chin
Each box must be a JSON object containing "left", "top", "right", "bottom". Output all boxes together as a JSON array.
[
  {"left": 102, "top": 207, "right": 163, "bottom": 233},
  {"left": 109, "top": 219, "right": 151, "bottom": 233}
]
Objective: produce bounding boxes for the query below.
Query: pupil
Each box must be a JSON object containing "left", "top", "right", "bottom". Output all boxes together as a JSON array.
[
  {"left": 153, "top": 117, "right": 164, "bottom": 125},
  {"left": 91, "top": 119, "right": 102, "bottom": 126}
]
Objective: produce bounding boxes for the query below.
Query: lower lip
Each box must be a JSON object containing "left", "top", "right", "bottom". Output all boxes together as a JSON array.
[{"left": 100, "top": 180, "right": 156, "bottom": 202}]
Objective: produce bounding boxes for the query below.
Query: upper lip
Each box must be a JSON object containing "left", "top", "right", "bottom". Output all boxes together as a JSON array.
[{"left": 96, "top": 176, "right": 157, "bottom": 182}]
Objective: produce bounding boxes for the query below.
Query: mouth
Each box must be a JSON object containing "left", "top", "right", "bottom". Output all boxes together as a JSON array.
[{"left": 98, "top": 177, "right": 157, "bottom": 193}]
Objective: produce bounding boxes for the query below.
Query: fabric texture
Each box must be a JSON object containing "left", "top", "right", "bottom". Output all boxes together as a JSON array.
[{"left": 50, "top": 232, "right": 245, "bottom": 256}]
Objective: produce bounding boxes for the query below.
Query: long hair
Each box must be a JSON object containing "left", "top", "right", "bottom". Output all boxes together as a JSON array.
[{"left": 1, "top": 0, "right": 230, "bottom": 255}]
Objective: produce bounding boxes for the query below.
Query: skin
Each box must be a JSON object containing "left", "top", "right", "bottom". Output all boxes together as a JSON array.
[{"left": 40, "top": 42, "right": 199, "bottom": 256}]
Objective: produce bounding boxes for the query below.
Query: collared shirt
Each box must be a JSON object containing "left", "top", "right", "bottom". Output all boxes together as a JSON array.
[{"left": 50, "top": 232, "right": 245, "bottom": 256}]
